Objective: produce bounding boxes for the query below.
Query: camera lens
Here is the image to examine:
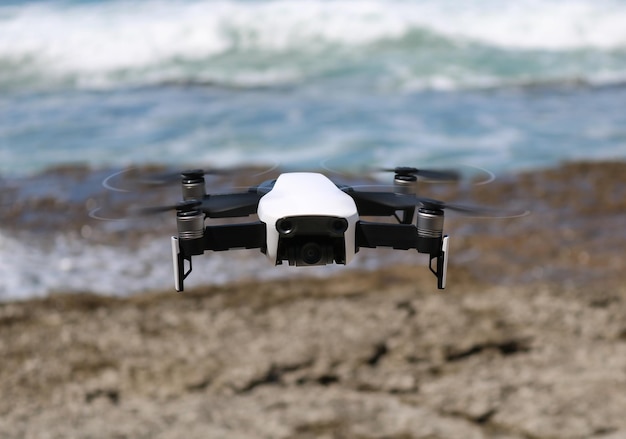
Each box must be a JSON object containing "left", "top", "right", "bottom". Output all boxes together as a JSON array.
[{"left": 300, "top": 242, "right": 323, "bottom": 265}]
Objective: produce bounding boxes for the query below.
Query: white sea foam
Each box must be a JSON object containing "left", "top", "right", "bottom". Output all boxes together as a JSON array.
[
  {"left": 2, "top": 0, "right": 626, "bottom": 89},
  {"left": 0, "top": 228, "right": 413, "bottom": 301},
  {"left": 0, "top": 229, "right": 269, "bottom": 300},
  {"left": 411, "top": 0, "right": 626, "bottom": 50}
]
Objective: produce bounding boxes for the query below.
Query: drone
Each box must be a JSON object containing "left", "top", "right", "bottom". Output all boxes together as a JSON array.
[{"left": 140, "top": 166, "right": 519, "bottom": 292}]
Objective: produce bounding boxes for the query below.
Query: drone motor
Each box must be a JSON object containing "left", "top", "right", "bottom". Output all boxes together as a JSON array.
[
  {"left": 181, "top": 170, "right": 206, "bottom": 200},
  {"left": 416, "top": 207, "right": 445, "bottom": 255},
  {"left": 394, "top": 173, "right": 417, "bottom": 195},
  {"left": 176, "top": 209, "right": 204, "bottom": 240}
]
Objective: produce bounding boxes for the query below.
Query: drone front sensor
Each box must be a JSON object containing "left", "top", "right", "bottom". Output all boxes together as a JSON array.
[{"left": 274, "top": 216, "right": 350, "bottom": 266}]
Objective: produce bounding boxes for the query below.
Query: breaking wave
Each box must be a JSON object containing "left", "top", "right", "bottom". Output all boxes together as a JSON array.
[{"left": 2, "top": 0, "right": 626, "bottom": 91}]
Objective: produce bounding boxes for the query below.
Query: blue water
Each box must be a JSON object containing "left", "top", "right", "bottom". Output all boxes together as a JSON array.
[{"left": 1, "top": 0, "right": 626, "bottom": 176}]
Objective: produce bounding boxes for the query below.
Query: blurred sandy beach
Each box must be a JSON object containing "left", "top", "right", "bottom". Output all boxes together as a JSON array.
[{"left": 1, "top": 160, "right": 625, "bottom": 438}]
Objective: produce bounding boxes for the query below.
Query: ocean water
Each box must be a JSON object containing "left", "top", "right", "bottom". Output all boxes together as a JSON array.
[
  {"left": 1, "top": 0, "right": 626, "bottom": 299},
  {"left": 2, "top": 0, "right": 626, "bottom": 175}
]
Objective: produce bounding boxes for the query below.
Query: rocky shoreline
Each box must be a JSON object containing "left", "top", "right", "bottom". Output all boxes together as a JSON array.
[
  {"left": 2, "top": 267, "right": 626, "bottom": 438},
  {"left": 1, "top": 160, "right": 626, "bottom": 438}
]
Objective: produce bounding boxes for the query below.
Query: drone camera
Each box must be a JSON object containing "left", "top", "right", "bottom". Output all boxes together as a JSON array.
[
  {"left": 275, "top": 216, "right": 348, "bottom": 266},
  {"left": 284, "top": 238, "right": 335, "bottom": 266}
]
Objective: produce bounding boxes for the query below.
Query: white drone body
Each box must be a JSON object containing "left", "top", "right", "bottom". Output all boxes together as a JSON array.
[
  {"left": 257, "top": 173, "right": 359, "bottom": 266},
  {"left": 169, "top": 169, "right": 455, "bottom": 292}
]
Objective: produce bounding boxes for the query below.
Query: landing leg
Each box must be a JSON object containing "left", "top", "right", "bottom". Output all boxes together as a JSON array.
[{"left": 429, "top": 235, "right": 450, "bottom": 289}]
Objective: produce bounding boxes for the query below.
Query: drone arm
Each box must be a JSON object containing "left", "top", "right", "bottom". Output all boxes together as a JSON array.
[
  {"left": 355, "top": 221, "right": 449, "bottom": 289},
  {"left": 202, "top": 192, "right": 263, "bottom": 218},
  {"left": 202, "top": 222, "right": 266, "bottom": 251},
  {"left": 356, "top": 222, "right": 418, "bottom": 250},
  {"left": 346, "top": 191, "right": 415, "bottom": 220},
  {"left": 172, "top": 221, "right": 266, "bottom": 292}
]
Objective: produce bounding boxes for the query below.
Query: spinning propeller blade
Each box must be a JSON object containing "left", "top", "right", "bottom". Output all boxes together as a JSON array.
[
  {"left": 137, "top": 168, "right": 230, "bottom": 187},
  {"left": 415, "top": 197, "right": 529, "bottom": 218},
  {"left": 134, "top": 200, "right": 201, "bottom": 216},
  {"left": 379, "top": 166, "right": 461, "bottom": 182},
  {"left": 346, "top": 189, "right": 528, "bottom": 218},
  {"left": 135, "top": 163, "right": 280, "bottom": 188},
  {"left": 137, "top": 192, "right": 263, "bottom": 218}
]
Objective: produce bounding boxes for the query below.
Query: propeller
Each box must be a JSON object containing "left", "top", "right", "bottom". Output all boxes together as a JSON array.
[
  {"left": 135, "top": 162, "right": 280, "bottom": 188},
  {"left": 380, "top": 166, "right": 461, "bottom": 182},
  {"left": 136, "top": 168, "right": 230, "bottom": 187},
  {"left": 97, "top": 163, "right": 279, "bottom": 222},
  {"left": 97, "top": 167, "right": 226, "bottom": 192},
  {"left": 346, "top": 189, "right": 528, "bottom": 218},
  {"left": 135, "top": 199, "right": 201, "bottom": 215},
  {"left": 415, "top": 197, "right": 528, "bottom": 218},
  {"left": 136, "top": 192, "right": 264, "bottom": 219}
]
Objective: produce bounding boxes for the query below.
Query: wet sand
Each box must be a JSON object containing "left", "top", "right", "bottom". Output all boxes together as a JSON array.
[{"left": 1, "top": 161, "right": 626, "bottom": 438}]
